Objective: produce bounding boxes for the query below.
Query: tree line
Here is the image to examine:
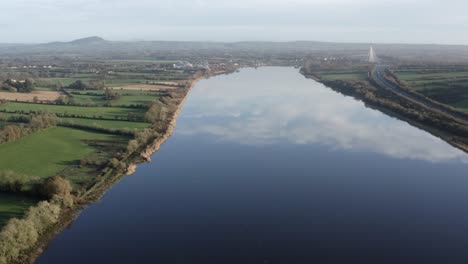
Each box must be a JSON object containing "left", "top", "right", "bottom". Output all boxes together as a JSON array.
[
  {"left": 0, "top": 176, "right": 73, "bottom": 264},
  {"left": 1, "top": 79, "right": 35, "bottom": 93},
  {"left": 0, "top": 113, "right": 58, "bottom": 144}
]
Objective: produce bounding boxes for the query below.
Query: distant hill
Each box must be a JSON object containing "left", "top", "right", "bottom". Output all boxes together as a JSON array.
[
  {"left": 42, "top": 36, "right": 110, "bottom": 49},
  {"left": 0, "top": 36, "right": 371, "bottom": 56},
  {"left": 69, "top": 36, "right": 106, "bottom": 44},
  {"left": 1, "top": 36, "right": 468, "bottom": 63}
]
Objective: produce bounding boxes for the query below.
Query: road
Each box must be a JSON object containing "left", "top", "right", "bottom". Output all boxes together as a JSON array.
[{"left": 371, "top": 64, "right": 468, "bottom": 122}]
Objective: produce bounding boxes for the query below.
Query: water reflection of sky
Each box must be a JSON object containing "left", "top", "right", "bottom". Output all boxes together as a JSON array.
[{"left": 177, "top": 67, "right": 468, "bottom": 163}]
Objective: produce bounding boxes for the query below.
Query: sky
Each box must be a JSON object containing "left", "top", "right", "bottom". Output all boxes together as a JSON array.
[{"left": 1, "top": 0, "right": 467, "bottom": 44}]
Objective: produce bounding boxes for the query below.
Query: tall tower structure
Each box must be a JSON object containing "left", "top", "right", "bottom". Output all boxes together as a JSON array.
[
  {"left": 368, "top": 46, "right": 377, "bottom": 64},
  {"left": 367, "top": 46, "right": 377, "bottom": 78}
]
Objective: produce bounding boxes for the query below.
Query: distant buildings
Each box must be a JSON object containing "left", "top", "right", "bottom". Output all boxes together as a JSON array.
[{"left": 172, "top": 61, "right": 193, "bottom": 69}]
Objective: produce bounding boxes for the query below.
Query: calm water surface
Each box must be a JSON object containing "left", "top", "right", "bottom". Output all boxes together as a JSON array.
[{"left": 37, "top": 68, "right": 468, "bottom": 264}]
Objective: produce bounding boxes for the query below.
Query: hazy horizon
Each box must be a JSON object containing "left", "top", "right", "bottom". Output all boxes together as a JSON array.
[
  {"left": 2, "top": 0, "right": 468, "bottom": 45},
  {"left": 4, "top": 36, "right": 468, "bottom": 47}
]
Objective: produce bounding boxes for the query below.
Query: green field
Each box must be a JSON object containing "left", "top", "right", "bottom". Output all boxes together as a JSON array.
[
  {"left": 320, "top": 72, "right": 368, "bottom": 81},
  {"left": 72, "top": 89, "right": 162, "bottom": 96},
  {"left": 397, "top": 71, "right": 468, "bottom": 82},
  {"left": 396, "top": 69, "right": 468, "bottom": 90},
  {"left": 105, "top": 78, "right": 161, "bottom": 87},
  {"left": 113, "top": 95, "right": 158, "bottom": 106},
  {"left": 40, "top": 77, "right": 94, "bottom": 86},
  {"left": 69, "top": 92, "right": 159, "bottom": 106},
  {"left": 61, "top": 117, "right": 150, "bottom": 129},
  {"left": 0, "top": 194, "right": 38, "bottom": 228},
  {"left": 0, "top": 102, "right": 146, "bottom": 120},
  {"left": 395, "top": 67, "right": 468, "bottom": 112},
  {"left": 0, "top": 127, "right": 127, "bottom": 179},
  {"left": 70, "top": 93, "right": 109, "bottom": 105},
  {"left": 0, "top": 60, "right": 189, "bottom": 233}
]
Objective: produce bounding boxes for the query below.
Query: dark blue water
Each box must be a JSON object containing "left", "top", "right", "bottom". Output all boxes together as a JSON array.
[{"left": 37, "top": 68, "right": 468, "bottom": 264}]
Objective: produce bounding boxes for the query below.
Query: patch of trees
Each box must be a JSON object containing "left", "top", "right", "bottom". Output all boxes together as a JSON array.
[
  {"left": 119, "top": 129, "right": 160, "bottom": 160},
  {"left": 0, "top": 125, "right": 26, "bottom": 144},
  {"left": 40, "top": 177, "right": 72, "bottom": 199},
  {"left": 29, "top": 112, "right": 58, "bottom": 131},
  {"left": 144, "top": 101, "right": 167, "bottom": 124},
  {"left": 54, "top": 95, "right": 73, "bottom": 105},
  {"left": 126, "top": 139, "right": 139, "bottom": 153},
  {"left": 0, "top": 176, "right": 73, "bottom": 264},
  {"left": 0, "top": 171, "right": 39, "bottom": 193},
  {"left": 67, "top": 80, "right": 105, "bottom": 90},
  {"left": 0, "top": 170, "right": 72, "bottom": 200},
  {"left": 103, "top": 88, "right": 121, "bottom": 100},
  {"left": 0, "top": 109, "right": 145, "bottom": 123},
  {"left": 0, "top": 114, "right": 30, "bottom": 123},
  {"left": 33, "top": 79, "right": 63, "bottom": 90},
  {"left": 0, "top": 201, "right": 61, "bottom": 264},
  {"left": 67, "top": 80, "right": 88, "bottom": 90},
  {"left": 0, "top": 113, "right": 58, "bottom": 144},
  {"left": 108, "top": 158, "right": 128, "bottom": 173},
  {"left": 1, "top": 79, "right": 35, "bottom": 93}
]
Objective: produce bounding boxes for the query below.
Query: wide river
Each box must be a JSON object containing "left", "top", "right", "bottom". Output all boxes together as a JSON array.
[{"left": 38, "top": 67, "right": 468, "bottom": 263}]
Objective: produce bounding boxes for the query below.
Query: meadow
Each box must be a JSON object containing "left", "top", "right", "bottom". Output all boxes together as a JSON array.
[
  {"left": 395, "top": 66, "right": 468, "bottom": 112},
  {"left": 0, "top": 127, "right": 128, "bottom": 179},
  {"left": 69, "top": 91, "right": 160, "bottom": 106},
  {"left": 0, "top": 57, "right": 192, "bottom": 243},
  {"left": 60, "top": 117, "right": 150, "bottom": 130},
  {"left": 0, "top": 102, "right": 146, "bottom": 120}
]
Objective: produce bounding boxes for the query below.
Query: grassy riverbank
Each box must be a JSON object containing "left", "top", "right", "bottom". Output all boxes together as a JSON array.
[{"left": 301, "top": 63, "right": 468, "bottom": 153}]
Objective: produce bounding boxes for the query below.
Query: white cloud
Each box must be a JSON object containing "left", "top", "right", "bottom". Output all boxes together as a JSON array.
[
  {"left": 177, "top": 67, "right": 468, "bottom": 163},
  {"left": 0, "top": 0, "right": 467, "bottom": 43}
]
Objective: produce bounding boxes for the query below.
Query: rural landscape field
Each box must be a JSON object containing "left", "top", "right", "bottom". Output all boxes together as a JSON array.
[
  {"left": 2, "top": 0, "right": 468, "bottom": 264},
  {"left": 0, "top": 50, "right": 210, "bottom": 263}
]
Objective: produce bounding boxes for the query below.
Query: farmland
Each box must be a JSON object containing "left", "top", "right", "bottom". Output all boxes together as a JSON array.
[
  {"left": 0, "top": 55, "right": 202, "bottom": 258},
  {"left": 0, "top": 127, "right": 128, "bottom": 180},
  {"left": 0, "top": 90, "right": 61, "bottom": 102},
  {"left": 0, "top": 102, "right": 147, "bottom": 120},
  {"left": 60, "top": 117, "right": 149, "bottom": 130},
  {"left": 320, "top": 72, "right": 368, "bottom": 81},
  {"left": 68, "top": 91, "right": 162, "bottom": 106},
  {"left": 394, "top": 66, "right": 468, "bottom": 112},
  {"left": 303, "top": 61, "right": 369, "bottom": 81}
]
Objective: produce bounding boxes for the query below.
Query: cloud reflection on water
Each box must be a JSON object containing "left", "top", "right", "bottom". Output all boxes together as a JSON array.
[{"left": 177, "top": 67, "right": 468, "bottom": 163}]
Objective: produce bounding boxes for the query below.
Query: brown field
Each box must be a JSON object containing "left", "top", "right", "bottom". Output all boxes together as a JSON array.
[
  {"left": 110, "top": 84, "right": 179, "bottom": 91},
  {"left": 0, "top": 91, "right": 61, "bottom": 102}
]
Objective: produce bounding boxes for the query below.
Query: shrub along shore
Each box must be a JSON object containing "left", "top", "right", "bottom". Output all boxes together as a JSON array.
[{"left": 0, "top": 69, "right": 228, "bottom": 264}]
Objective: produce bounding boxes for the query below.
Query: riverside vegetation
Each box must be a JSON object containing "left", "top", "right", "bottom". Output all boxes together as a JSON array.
[
  {"left": 301, "top": 60, "right": 468, "bottom": 153},
  {"left": 0, "top": 58, "right": 212, "bottom": 263}
]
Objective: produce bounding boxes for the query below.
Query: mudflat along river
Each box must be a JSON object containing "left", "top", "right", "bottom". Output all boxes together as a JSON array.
[{"left": 37, "top": 67, "right": 468, "bottom": 264}]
